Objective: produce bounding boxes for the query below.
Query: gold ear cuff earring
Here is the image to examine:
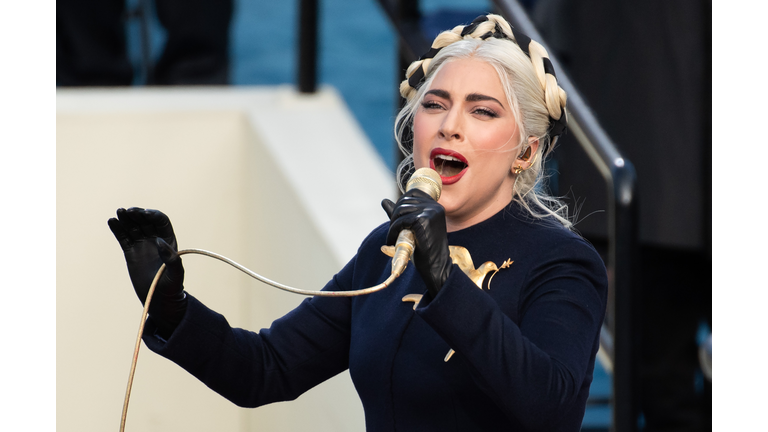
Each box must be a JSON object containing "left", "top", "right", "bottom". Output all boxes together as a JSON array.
[{"left": 513, "top": 149, "right": 538, "bottom": 175}]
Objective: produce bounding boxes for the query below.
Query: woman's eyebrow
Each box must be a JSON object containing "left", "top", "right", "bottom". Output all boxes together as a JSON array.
[
  {"left": 425, "top": 89, "right": 451, "bottom": 100},
  {"left": 425, "top": 89, "right": 505, "bottom": 110},
  {"left": 466, "top": 93, "right": 505, "bottom": 109}
]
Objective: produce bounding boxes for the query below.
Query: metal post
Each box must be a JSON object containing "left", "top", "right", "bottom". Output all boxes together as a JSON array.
[
  {"left": 298, "top": 0, "right": 318, "bottom": 93},
  {"left": 611, "top": 166, "right": 639, "bottom": 432},
  {"left": 139, "top": 0, "right": 153, "bottom": 84},
  {"left": 126, "top": 0, "right": 153, "bottom": 85},
  {"left": 393, "top": 0, "right": 421, "bottom": 173}
]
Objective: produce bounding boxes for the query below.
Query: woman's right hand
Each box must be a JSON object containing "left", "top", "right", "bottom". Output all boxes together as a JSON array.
[
  {"left": 108, "top": 207, "right": 187, "bottom": 339},
  {"left": 381, "top": 189, "right": 452, "bottom": 299}
]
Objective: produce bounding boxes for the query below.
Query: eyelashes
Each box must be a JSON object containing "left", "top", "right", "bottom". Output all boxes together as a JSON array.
[
  {"left": 472, "top": 107, "right": 499, "bottom": 118},
  {"left": 420, "top": 101, "right": 499, "bottom": 118},
  {"left": 421, "top": 101, "right": 443, "bottom": 110}
]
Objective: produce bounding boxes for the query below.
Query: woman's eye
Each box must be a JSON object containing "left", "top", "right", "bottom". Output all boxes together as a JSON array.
[
  {"left": 421, "top": 101, "right": 444, "bottom": 110},
  {"left": 473, "top": 107, "right": 498, "bottom": 118}
]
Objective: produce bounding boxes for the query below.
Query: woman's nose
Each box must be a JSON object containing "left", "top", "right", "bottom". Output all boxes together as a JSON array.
[{"left": 438, "top": 108, "right": 463, "bottom": 141}]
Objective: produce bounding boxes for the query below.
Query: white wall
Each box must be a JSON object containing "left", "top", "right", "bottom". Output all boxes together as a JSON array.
[{"left": 56, "top": 86, "right": 396, "bottom": 432}]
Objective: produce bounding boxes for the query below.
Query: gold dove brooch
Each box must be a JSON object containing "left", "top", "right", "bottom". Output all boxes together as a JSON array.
[{"left": 380, "top": 244, "right": 513, "bottom": 362}]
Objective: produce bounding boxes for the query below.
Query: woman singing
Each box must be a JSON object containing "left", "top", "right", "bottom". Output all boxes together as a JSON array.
[{"left": 108, "top": 14, "right": 607, "bottom": 431}]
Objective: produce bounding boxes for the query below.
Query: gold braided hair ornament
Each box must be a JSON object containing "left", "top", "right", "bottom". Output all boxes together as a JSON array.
[{"left": 399, "top": 14, "right": 568, "bottom": 148}]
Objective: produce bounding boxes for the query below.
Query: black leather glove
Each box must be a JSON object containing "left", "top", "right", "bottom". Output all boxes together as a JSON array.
[
  {"left": 382, "top": 189, "right": 452, "bottom": 298},
  {"left": 108, "top": 207, "right": 187, "bottom": 339}
]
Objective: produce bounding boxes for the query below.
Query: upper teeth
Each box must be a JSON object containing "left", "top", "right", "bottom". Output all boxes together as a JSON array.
[{"left": 435, "top": 155, "right": 462, "bottom": 162}]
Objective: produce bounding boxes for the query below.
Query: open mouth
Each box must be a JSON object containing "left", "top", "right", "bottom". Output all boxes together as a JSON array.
[
  {"left": 430, "top": 148, "right": 468, "bottom": 184},
  {"left": 433, "top": 155, "right": 468, "bottom": 177}
]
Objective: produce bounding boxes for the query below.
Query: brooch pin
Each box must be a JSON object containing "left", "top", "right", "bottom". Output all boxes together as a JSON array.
[{"left": 381, "top": 244, "right": 513, "bottom": 362}]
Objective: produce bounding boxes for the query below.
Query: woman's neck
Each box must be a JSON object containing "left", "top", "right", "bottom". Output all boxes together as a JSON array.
[{"left": 445, "top": 195, "right": 514, "bottom": 233}]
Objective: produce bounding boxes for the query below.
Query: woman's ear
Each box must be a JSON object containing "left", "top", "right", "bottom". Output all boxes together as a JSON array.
[
  {"left": 512, "top": 137, "right": 540, "bottom": 174},
  {"left": 521, "top": 137, "right": 540, "bottom": 161}
]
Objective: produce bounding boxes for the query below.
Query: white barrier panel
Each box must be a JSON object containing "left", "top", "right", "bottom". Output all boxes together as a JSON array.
[{"left": 57, "top": 86, "right": 395, "bottom": 431}]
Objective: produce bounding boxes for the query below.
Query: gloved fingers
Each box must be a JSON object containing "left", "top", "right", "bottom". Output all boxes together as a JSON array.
[
  {"left": 117, "top": 207, "right": 178, "bottom": 251},
  {"left": 393, "top": 189, "right": 434, "bottom": 205},
  {"left": 387, "top": 194, "right": 441, "bottom": 222},
  {"left": 386, "top": 211, "right": 421, "bottom": 245},
  {"left": 385, "top": 189, "right": 445, "bottom": 245},
  {"left": 108, "top": 216, "right": 133, "bottom": 250},
  {"left": 381, "top": 199, "right": 396, "bottom": 219},
  {"left": 144, "top": 209, "right": 177, "bottom": 248},
  {"left": 156, "top": 237, "right": 179, "bottom": 265},
  {"left": 381, "top": 189, "right": 433, "bottom": 220},
  {"left": 120, "top": 207, "right": 150, "bottom": 242},
  {"left": 386, "top": 195, "right": 428, "bottom": 222},
  {"left": 125, "top": 207, "right": 160, "bottom": 238},
  {"left": 156, "top": 237, "right": 184, "bottom": 288},
  {"left": 131, "top": 209, "right": 159, "bottom": 239},
  {"left": 403, "top": 188, "right": 433, "bottom": 200},
  {"left": 399, "top": 189, "right": 436, "bottom": 206},
  {"left": 387, "top": 202, "right": 419, "bottom": 222},
  {"left": 389, "top": 211, "right": 444, "bottom": 248}
]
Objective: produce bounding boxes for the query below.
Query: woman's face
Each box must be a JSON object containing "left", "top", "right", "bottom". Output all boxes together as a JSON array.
[{"left": 413, "top": 57, "right": 521, "bottom": 232}]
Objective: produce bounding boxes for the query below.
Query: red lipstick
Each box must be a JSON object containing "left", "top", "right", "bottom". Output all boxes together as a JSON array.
[{"left": 429, "top": 148, "right": 468, "bottom": 185}]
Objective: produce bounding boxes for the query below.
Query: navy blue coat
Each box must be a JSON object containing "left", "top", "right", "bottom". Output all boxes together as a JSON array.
[{"left": 143, "top": 203, "right": 608, "bottom": 431}]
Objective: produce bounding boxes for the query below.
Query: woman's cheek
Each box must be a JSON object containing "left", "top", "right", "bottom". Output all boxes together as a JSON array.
[{"left": 411, "top": 126, "right": 431, "bottom": 169}]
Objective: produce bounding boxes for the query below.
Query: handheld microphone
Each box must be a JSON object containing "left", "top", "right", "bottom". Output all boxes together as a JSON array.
[
  {"left": 120, "top": 168, "right": 441, "bottom": 430},
  {"left": 390, "top": 168, "right": 442, "bottom": 277}
]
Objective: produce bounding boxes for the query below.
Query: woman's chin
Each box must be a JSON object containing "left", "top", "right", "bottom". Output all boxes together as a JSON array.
[{"left": 438, "top": 196, "right": 466, "bottom": 226}]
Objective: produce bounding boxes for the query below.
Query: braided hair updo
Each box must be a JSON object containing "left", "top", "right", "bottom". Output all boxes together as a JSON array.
[{"left": 394, "top": 14, "right": 571, "bottom": 228}]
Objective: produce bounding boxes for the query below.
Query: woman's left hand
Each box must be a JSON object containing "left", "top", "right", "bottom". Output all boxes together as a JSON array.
[{"left": 382, "top": 189, "right": 452, "bottom": 298}]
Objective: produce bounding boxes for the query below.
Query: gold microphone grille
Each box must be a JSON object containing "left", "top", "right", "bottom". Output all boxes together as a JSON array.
[{"left": 406, "top": 168, "right": 442, "bottom": 201}]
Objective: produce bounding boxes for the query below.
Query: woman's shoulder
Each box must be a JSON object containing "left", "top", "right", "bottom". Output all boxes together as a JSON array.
[
  {"left": 499, "top": 205, "right": 604, "bottom": 266},
  {"left": 524, "top": 215, "right": 590, "bottom": 247},
  {"left": 498, "top": 210, "right": 608, "bottom": 299},
  {"left": 356, "top": 222, "right": 391, "bottom": 255}
]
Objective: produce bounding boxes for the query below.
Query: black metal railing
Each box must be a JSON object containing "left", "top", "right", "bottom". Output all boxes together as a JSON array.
[{"left": 489, "top": 3, "right": 639, "bottom": 431}]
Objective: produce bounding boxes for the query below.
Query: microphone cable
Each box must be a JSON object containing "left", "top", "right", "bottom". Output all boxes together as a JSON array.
[
  {"left": 119, "top": 248, "right": 400, "bottom": 432},
  {"left": 119, "top": 168, "right": 441, "bottom": 431}
]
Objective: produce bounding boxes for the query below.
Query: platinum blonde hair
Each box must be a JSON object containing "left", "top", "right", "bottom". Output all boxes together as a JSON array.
[{"left": 394, "top": 14, "right": 571, "bottom": 228}]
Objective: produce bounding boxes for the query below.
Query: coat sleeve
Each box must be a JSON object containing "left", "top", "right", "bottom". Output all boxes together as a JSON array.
[
  {"left": 141, "top": 256, "right": 358, "bottom": 408},
  {"left": 414, "top": 237, "right": 608, "bottom": 430}
]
